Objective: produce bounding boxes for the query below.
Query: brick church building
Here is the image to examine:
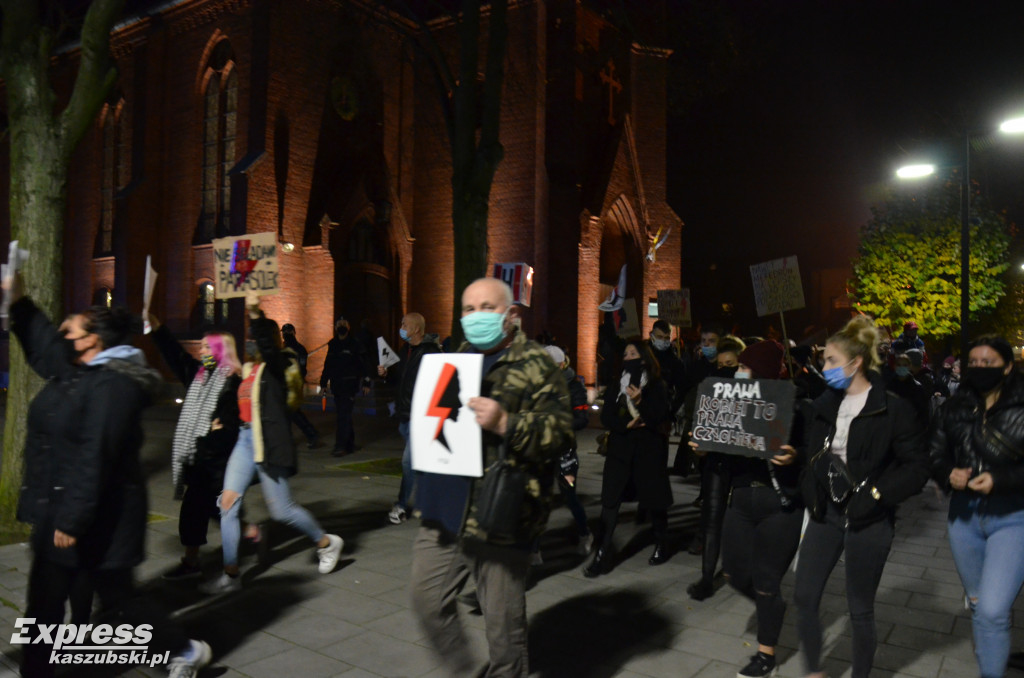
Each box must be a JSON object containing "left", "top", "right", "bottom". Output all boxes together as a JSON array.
[{"left": 12, "top": 0, "right": 681, "bottom": 385}]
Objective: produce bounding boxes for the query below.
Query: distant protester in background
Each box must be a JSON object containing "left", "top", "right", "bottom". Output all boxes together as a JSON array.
[
  {"left": 892, "top": 320, "right": 925, "bottom": 354},
  {"left": 795, "top": 316, "right": 929, "bottom": 678},
  {"left": 672, "top": 321, "right": 724, "bottom": 475},
  {"left": 886, "top": 352, "right": 931, "bottom": 426},
  {"left": 533, "top": 345, "right": 594, "bottom": 564},
  {"left": 929, "top": 335, "right": 1024, "bottom": 678},
  {"left": 150, "top": 316, "right": 242, "bottom": 581},
  {"left": 585, "top": 338, "right": 673, "bottom": 577},
  {"left": 936, "top": 356, "right": 960, "bottom": 398},
  {"left": 281, "top": 323, "right": 320, "bottom": 449},
  {"left": 320, "top": 317, "right": 369, "bottom": 456},
  {"left": 377, "top": 312, "right": 439, "bottom": 524}
]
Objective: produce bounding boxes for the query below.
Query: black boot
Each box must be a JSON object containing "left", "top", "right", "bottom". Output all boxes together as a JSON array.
[
  {"left": 583, "top": 547, "right": 613, "bottom": 578},
  {"left": 648, "top": 543, "right": 670, "bottom": 566}
]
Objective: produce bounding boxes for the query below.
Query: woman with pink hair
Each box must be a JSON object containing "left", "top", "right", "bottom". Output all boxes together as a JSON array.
[{"left": 150, "top": 317, "right": 243, "bottom": 579}]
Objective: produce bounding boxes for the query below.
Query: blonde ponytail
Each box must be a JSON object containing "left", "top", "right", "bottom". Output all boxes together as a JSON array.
[{"left": 827, "top": 315, "right": 882, "bottom": 373}]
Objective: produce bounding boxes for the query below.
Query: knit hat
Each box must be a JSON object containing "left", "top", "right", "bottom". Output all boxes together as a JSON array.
[
  {"left": 543, "top": 345, "right": 566, "bottom": 366},
  {"left": 943, "top": 355, "right": 956, "bottom": 368},
  {"left": 903, "top": 321, "right": 919, "bottom": 331},
  {"left": 738, "top": 340, "right": 784, "bottom": 380}
]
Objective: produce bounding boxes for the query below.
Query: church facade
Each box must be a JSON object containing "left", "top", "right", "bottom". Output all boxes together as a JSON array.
[{"left": 17, "top": 0, "right": 681, "bottom": 384}]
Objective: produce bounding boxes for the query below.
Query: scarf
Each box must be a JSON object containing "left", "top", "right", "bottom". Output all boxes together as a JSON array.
[
  {"left": 171, "top": 365, "right": 230, "bottom": 489},
  {"left": 619, "top": 369, "right": 648, "bottom": 420}
]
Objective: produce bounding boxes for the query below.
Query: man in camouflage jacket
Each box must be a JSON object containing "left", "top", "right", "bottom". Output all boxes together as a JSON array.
[{"left": 410, "top": 278, "right": 571, "bottom": 678}]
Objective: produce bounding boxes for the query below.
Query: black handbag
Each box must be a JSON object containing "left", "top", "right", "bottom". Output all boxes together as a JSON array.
[{"left": 475, "top": 456, "right": 527, "bottom": 538}]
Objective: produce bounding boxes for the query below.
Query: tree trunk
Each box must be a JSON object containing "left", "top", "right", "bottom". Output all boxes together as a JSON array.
[
  {"left": 0, "top": 0, "right": 124, "bottom": 529},
  {"left": 450, "top": 186, "right": 491, "bottom": 340}
]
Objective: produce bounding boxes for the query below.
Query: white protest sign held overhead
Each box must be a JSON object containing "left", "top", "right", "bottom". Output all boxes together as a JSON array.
[
  {"left": 750, "top": 256, "right": 805, "bottom": 317},
  {"left": 142, "top": 255, "right": 158, "bottom": 334},
  {"left": 0, "top": 240, "right": 29, "bottom": 330},
  {"left": 212, "top": 232, "right": 280, "bottom": 299},
  {"left": 410, "top": 353, "right": 484, "bottom": 477},
  {"left": 378, "top": 336, "right": 400, "bottom": 369}
]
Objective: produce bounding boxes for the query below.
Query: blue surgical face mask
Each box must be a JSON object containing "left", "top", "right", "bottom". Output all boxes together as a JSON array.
[
  {"left": 399, "top": 328, "right": 410, "bottom": 342},
  {"left": 824, "top": 358, "right": 856, "bottom": 390},
  {"left": 701, "top": 345, "right": 718, "bottom": 361},
  {"left": 895, "top": 366, "right": 910, "bottom": 378},
  {"left": 460, "top": 309, "right": 509, "bottom": 351},
  {"left": 734, "top": 369, "right": 751, "bottom": 379},
  {"left": 651, "top": 337, "right": 671, "bottom": 352}
]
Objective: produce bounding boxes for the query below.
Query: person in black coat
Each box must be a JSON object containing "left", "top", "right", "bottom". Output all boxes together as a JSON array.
[
  {"left": 150, "top": 316, "right": 242, "bottom": 580},
  {"left": 929, "top": 335, "right": 1024, "bottom": 678},
  {"left": 716, "top": 340, "right": 806, "bottom": 678},
  {"left": 795, "top": 316, "right": 929, "bottom": 678},
  {"left": 9, "top": 285, "right": 210, "bottom": 677},
  {"left": 282, "top": 323, "right": 320, "bottom": 448},
  {"left": 377, "top": 312, "right": 440, "bottom": 524},
  {"left": 320, "top": 317, "right": 369, "bottom": 456},
  {"left": 584, "top": 338, "right": 673, "bottom": 576},
  {"left": 200, "top": 295, "right": 344, "bottom": 594}
]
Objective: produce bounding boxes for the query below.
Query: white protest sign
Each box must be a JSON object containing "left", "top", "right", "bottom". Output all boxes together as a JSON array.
[
  {"left": 211, "top": 232, "right": 280, "bottom": 299},
  {"left": 142, "top": 255, "right": 158, "bottom": 334},
  {"left": 410, "top": 353, "right": 484, "bottom": 477},
  {"left": 750, "top": 256, "right": 805, "bottom": 317},
  {"left": 0, "top": 241, "right": 29, "bottom": 330},
  {"left": 657, "top": 289, "right": 692, "bottom": 327},
  {"left": 378, "top": 336, "right": 400, "bottom": 368}
]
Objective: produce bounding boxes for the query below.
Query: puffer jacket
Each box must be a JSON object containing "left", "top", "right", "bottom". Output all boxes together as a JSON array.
[
  {"left": 461, "top": 330, "right": 573, "bottom": 545},
  {"left": 801, "top": 371, "right": 929, "bottom": 527},
  {"left": 12, "top": 297, "right": 162, "bottom": 570},
  {"left": 929, "top": 371, "right": 1024, "bottom": 494}
]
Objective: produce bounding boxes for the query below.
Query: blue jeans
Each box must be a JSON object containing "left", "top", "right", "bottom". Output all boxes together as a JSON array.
[
  {"left": 947, "top": 491, "right": 1024, "bottom": 678},
  {"left": 397, "top": 420, "right": 416, "bottom": 510},
  {"left": 220, "top": 428, "right": 325, "bottom": 567}
]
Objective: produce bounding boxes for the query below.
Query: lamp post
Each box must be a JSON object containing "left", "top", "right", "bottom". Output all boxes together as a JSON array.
[{"left": 896, "top": 115, "right": 1024, "bottom": 359}]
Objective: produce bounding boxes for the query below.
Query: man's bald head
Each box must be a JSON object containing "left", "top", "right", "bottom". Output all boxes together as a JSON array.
[{"left": 461, "top": 277, "right": 514, "bottom": 315}]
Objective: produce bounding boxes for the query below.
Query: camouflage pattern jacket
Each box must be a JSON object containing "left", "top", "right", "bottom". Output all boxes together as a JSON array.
[{"left": 461, "top": 330, "right": 573, "bottom": 546}]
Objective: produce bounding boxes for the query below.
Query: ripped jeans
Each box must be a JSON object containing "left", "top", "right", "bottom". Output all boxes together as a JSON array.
[
  {"left": 220, "top": 427, "right": 324, "bottom": 567},
  {"left": 947, "top": 491, "right": 1024, "bottom": 678}
]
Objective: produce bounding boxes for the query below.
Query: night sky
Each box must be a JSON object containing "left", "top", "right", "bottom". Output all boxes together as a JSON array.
[{"left": 666, "top": 0, "right": 1024, "bottom": 334}]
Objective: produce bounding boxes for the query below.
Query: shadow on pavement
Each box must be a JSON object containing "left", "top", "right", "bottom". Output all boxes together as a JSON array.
[{"left": 528, "top": 589, "right": 673, "bottom": 677}]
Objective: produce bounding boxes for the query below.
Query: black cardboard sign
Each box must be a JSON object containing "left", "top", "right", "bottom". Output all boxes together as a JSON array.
[{"left": 692, "top": 378, "right": 795, "bottom": 459}]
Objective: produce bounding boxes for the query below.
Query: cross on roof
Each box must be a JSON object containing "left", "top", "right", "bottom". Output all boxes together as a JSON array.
[{"left": 599, "top": 59, "right": 622, "bottom": 126}]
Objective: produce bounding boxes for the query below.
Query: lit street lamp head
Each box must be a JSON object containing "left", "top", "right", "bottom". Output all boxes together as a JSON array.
[{"left": 896, "top": 164, "right": 936, "bottom": 179}]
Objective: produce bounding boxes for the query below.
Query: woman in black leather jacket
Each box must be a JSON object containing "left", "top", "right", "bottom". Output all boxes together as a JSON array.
[
  {"left": 929, "top": 335, "right": 1024, "bottom": 678},
  {"left": 794, "top": 316, "right": 929, "bottom": 678}
]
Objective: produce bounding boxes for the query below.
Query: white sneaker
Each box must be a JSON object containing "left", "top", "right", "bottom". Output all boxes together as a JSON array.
[
  {"left": 577, "top": 533, "right": 595, "bottom": 556},
  {"left": 166, "top": 640, "right": 212, "bottom": 678},
  {"left": 198, "top": 572, "right": 241, "bottom": 595},
  {"left": 388, "top": 505, "right": 407, "bottom": 524},
  {"left": 317, "top": 534, "right": 344, "bottom": 574}
]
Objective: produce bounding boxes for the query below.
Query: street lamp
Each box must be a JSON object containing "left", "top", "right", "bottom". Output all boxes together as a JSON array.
[{"left": 896, "top": 115, "right": 1024, "bottom": 359}]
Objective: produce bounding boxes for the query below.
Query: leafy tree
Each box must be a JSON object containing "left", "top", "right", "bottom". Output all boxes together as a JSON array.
[
  {"left": 0, "top": 0, "right": 125, "bottom": 529},
  {"left": 852, "top": 173, "right": 1010, "bottom": 340}
]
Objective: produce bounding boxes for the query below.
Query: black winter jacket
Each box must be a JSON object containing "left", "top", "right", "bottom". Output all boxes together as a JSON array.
[
  {"left": 801, "top": 372, "right": 929, "bottom": 527},
  {"left": 395, "top": 341, "right": 441, "bottom": 421},
  {"left": 13, "top": 298, "right": 161, "bottom": 570},
  {"left": 320, "top": 334, "right": 366, "bottom": 396},
  {"left": 929, "top": 371, "right": 1024, "bottom": 495},
  {"left": 248, "top": 312, "right": 299, "bottom": 475}
]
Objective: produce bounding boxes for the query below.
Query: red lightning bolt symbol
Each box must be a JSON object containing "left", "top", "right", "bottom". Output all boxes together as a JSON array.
[{"left": 426, "top": 363, "right": 457, "bottom": 440}]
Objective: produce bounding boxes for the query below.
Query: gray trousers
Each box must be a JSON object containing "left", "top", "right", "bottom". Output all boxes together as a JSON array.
[{"left": 410, "top": 525, "right": 530, "bottom": 677}]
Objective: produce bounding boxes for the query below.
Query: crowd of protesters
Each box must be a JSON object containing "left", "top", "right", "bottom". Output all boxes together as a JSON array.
[{"left": 10, "top": 262, "right": 1023, "bottom": 678}]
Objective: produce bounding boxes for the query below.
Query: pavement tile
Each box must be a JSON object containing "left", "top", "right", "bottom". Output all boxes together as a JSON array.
[
  {"left": 319, "top": 630, "right": 441, "bottom": 677},
  {"left": 238, "top": 646, "right": 353, "bottom": 677}
]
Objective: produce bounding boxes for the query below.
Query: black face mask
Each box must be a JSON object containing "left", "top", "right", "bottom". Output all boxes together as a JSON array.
[
  {"left": 963, "top": 367, "right": 1006, "bottom": 394},
  {"left": 623, "top": 358, "right": 644, "bottom": 385},
  {"left": 714, "top": 365, "right": 739, "bottom": 379}
]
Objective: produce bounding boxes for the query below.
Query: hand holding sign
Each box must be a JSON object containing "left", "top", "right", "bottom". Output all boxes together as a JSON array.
[{"left": 692, "top": 378, "right": 795, "bottom": 459}]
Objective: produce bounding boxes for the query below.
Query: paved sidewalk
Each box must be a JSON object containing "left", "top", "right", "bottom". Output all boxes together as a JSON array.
[{"left": 0, "top": 401, "right": 1016, "bottom": 677}]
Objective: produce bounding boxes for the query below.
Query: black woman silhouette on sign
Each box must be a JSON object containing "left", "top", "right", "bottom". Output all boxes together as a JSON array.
[{"left": 427, "top": 363, "right": 462, "bottom": 453}]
